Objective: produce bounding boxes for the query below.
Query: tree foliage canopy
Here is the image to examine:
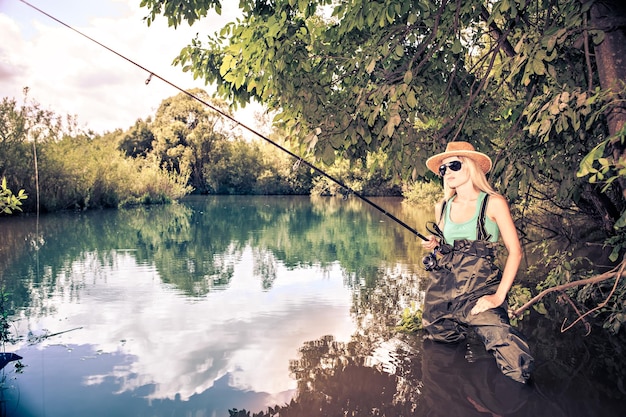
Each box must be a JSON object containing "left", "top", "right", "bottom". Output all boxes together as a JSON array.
[{"left": 140, "top": 0, "right": 626, "bottom": 242}]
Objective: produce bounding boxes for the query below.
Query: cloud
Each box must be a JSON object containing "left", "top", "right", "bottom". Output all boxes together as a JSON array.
[
  {"left": 0, "top": 0, "right": 262, "bottom": 134},
  {"left": 0, "top": 14, "right": 26, "bottom": 83}
]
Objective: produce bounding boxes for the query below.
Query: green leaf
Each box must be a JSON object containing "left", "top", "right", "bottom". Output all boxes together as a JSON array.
[
  {"left": 532, "top": 58, "right": 546, "bottom": 75},
  {"left": 609, "top": 246, "right": 620, "bottom": 262},
  {"left": 394, "top": 44, "right": 404, "bottom": 58},
  {"left": 406, "top": 89, "right": 417, "bottom": 108},
  {"left": 322, "top": 144, "right": 336, "bottom": 165},
  {"left": 403, "top": 70, "right": 413, "bottom": 84},
  {"left": 614, "top": 211, "right": 626, "bottom": 229},
  {"left": 533, "top": 302, "right": 548, "bottom": 315},
  {"left": 219, "top": 55, "right": 233, "bottom": 76},
  {"left": 589, "top": 30, "right": 605, "bottom": 45},
  {"left": 546, "top": 34, "right": 557, "bottom": 52},
  {"left": 538, "top": 118, "right": 552, "bottom": 135},
  {"left": 451, "top": 38, "right": 463, "bottom": 54}
]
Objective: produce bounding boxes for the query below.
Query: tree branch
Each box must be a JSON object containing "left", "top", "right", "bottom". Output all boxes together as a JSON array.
[
  {"left": 558, "top": 292, "right": 592, "bottom": 335},
  {"left": 479, "top": 5, "right": 516, "bottom": 58},
  {"left": 582, "top": 11, "right": 594, "bottom": 92},
  {"left": 512, "top": 256, "right": 626, "bottom": 321},
  {"left": 560, "top": 258, "right": 625, "bottom": 332}
]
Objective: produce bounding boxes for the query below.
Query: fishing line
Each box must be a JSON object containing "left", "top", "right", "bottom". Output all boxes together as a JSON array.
[{"left": 17, "top": 0, "right": 429, "bottom": 241}]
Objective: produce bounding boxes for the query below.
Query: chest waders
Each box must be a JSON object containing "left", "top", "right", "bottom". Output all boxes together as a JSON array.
[{"left": 422, "top": 195, "right": 534, "bottom": 384}]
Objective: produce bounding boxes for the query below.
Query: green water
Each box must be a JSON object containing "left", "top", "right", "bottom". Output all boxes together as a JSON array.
[{"left": 0, "top": 195, "right": 623, "bottom": 416}]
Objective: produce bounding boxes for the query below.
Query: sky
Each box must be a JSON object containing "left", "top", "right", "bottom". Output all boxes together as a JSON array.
[{"left": 0, "top": 0, "right": 263, "bottom": 135}]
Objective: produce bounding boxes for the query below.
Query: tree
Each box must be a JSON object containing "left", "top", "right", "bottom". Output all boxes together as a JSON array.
[
  {"left": 140, "top": 0, "right": 624, "bottom": 237},
  {"left": 150, "top": 88, "right": 234, "bottom": 193},
  {"left": 0, "top": 90, "right": 64, "bottom": 212},
  {"left": 255, "top": 138, "right": 316, "bottom": 194},
  {"left": 587, "top": 1, "right": 626, "bottom": 194},
  {"left": 118, "top": 117, "right": 155, "bottom": 158},
  {"left": 203, "top": 138, "right": 263, "bottom": 193}
]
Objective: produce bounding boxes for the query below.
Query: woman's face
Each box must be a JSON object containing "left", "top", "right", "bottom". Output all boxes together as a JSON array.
[{"left": 440, "top": 156, "right": 470, "bottom": 188}]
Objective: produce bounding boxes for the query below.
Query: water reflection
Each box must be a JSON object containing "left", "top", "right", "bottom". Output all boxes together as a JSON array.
[
  {"left": 5, "top": 249, "right": 355, "bottom": 403},
  {"left": 0, "top": 196, "right": 624, "bottom": 416},
  {"left": 283, "top": 334, "right": 534, "bottom": 416},
  {"left": 420, "top": 340, "right": 531, "bottom": 416}
]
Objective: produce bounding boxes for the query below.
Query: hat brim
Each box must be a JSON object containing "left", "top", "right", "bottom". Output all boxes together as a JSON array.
[{"left": 426, "top": 150, "right": 492, "bottom": 174}]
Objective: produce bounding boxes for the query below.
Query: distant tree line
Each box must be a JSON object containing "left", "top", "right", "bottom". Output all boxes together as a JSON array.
[
  {"left": 1, "top": 91, "right": 187, "bottom": 213},
  {"left": 0, "top": 88, "right": 401, "bottom": 214}
]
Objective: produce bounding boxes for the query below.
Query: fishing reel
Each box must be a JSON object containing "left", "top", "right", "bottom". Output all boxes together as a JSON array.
[
  {"left": 422, "top": 247, "right": 441, "bottom": 271},
  {"left": 422, "top": 221, "right": 449, "bottom": 271},
  {"left": 422, "top": 243, "right": 451, "bottom": 271}
]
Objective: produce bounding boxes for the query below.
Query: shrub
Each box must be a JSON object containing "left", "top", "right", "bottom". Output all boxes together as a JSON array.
[{"left": 402, "top": 181, "right": 443, "bottom": 207}]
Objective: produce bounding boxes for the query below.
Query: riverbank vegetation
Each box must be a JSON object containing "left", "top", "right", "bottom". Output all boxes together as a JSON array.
[
  {"left": 0, "top": 93, "right": 190, "bottom": 212},
  {"left": 0, "top": 89, "right": 401, "bottom": 214}
]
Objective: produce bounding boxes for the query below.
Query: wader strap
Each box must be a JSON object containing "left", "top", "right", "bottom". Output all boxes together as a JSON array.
[
  {"left": 432, "top": 200, "right": 449, "bottom": 244},
  {"left": 438, "top": 200, "right": 447, "bottom": 225},
  {"left": 426, "top": 222, "right": 446, "bottom": 242},
  {"left": 477, "top": 194, "right": 492, "bottom": 241}
]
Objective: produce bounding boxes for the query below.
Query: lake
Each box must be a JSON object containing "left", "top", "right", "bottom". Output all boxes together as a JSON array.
[{"left": 0, "top": 195, "right": 624, "bottom": 416}]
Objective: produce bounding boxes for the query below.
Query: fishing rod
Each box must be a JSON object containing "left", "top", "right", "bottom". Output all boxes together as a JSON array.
[{"left": 18, "top": 0, "right": 429, "bottom": 242}]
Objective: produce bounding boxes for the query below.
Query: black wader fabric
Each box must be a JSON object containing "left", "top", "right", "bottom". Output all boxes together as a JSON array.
[
  {"left": 422, "top": 197, "right": 534, "bottom": 383},
  {"left": 421, "top": 340, "right": 532, "bottom": 416}
]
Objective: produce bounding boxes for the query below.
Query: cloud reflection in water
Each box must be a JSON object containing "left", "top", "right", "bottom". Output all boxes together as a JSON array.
[{"left": 11, "top": 246, "right": 356, "bottom": 405}]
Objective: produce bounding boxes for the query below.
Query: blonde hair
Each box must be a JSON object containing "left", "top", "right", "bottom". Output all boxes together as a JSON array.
[{"left": 442, "top": 156, "right": 497, "bottom": 200}]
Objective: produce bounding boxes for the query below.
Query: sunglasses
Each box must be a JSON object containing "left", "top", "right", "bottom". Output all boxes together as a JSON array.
[{"left": 439, "top": 160, "right": 462, "bottom": 176}]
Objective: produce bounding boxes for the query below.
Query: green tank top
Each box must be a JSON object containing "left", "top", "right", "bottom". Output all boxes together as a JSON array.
[{"left": 443, "top": 192, "right": 499, "bottom": 243}]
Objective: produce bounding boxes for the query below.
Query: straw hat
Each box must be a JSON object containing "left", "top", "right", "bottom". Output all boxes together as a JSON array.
[{"left": 426, "top": 141, "right": 492, "bottom": 174}]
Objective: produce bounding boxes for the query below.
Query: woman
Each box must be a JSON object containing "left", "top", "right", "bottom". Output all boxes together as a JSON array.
[{"left": 421, "top": 141, "right": 533, "bottom": 384}]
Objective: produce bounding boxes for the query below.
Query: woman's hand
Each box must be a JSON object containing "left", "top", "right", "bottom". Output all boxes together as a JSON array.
[
  {"left": 422, "top": 235, "right": 439, "bottom": 251},
  {"left": 470, "top": 294, "right": 505, "bottom": 315}
]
